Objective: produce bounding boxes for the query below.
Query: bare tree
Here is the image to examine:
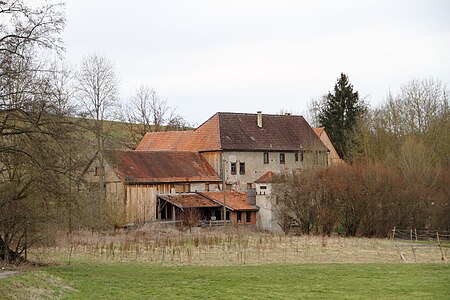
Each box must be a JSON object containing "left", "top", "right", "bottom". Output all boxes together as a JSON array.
[
  {"left": 0, "top": 1, "right": 65, "bottom": 58},
  {"left": 350, "top": 78, "right": 450, "bottom": 170},
  {"left": 180, "top": 208, "right": 201, "bottom": 233},
  {"left": 75, "top": 53, "right": 119, "bottom": 201},
  {"left": 305, "top": 96, "right": 324, "bottom": 128},
  {"left": 0, "top": 0, "right": 75, "bottom": 263},
  {"left": 124, "top": 86, "right": 166, "bottom": 143},
  {"left": 122, "top": 85, "right": 192, "bottom": 147},
  {"left": 271, "top": 169, "right": 320, "bottom": 235}
]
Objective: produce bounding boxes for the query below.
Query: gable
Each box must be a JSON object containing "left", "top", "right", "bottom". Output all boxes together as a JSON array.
[
  {"left": 313, "top": 127, "right": 342, "bottom": 161},
  {"left": 255, "top": 171, "right": 276, "bottom": 183},
  {"left": 135, "top": 114, "right": 221, "bottom": 152}
]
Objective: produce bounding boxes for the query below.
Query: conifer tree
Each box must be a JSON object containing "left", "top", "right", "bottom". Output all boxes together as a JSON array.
[{"left": 319, "top": 73, "right": 364, "bottom": 160}]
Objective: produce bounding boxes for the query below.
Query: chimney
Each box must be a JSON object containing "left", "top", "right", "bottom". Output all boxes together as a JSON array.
[{"left": 257, "top": 111, "right": 262, "bottom": 128}]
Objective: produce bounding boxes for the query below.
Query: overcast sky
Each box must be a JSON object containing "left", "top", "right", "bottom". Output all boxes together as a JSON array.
[{"left": 62, "top": 0, "right": 450, "bottom": 124}]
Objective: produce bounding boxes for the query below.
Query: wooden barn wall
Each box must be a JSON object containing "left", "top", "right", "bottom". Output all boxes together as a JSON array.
[
  {"left": 200, "top": 151, "right": 222, "bottom": 177},
  {"left": 124, "top": 183, "right": 189, "bottom": 224},
  {"left": 107, "top": 182, "right": 222, "bottom": 224}
]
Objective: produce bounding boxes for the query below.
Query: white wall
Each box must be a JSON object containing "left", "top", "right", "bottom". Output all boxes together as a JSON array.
[
  {"left": 255, "top": 183, "right": 282, "bottom": 233},
  {"left": 223, "top": 150, "right": 326, "bottom": 190}
]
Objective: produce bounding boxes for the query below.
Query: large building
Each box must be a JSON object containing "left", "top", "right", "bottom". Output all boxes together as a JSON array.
[
  {"left": 86, "top": 112, "right": 331, "bottom": 230},
  {"left": 137, "top": 112, "right": 328, "bottom": 191}
]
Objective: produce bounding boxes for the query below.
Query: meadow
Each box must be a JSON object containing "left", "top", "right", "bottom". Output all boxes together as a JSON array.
[{"left": 0, "top": 227, "right": 449, "bottom": 299}]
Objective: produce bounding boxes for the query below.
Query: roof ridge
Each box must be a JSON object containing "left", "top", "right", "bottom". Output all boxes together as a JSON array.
[{"left": 217, "top": 111, "right": 305, "bottom": 117}]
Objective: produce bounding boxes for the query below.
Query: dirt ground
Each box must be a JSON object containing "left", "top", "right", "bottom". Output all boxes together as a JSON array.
[{"left": 0, "top": 271, "right": 19, "bottom": 279}]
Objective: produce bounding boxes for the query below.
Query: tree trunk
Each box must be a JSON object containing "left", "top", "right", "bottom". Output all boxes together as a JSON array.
[{"left": 0, "top": 236, "right": 24, "bottom": 263}]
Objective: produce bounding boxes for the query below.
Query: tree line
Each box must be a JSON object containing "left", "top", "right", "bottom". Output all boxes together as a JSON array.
[
  {"left": 0, "top": 0, "right": 192, "bottom": 263},
  {"left": 273, "top": 74, "right": 449, "bottom": 236}
]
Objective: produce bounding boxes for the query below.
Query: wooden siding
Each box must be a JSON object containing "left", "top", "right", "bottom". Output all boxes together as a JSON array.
[{"left": 200, "top": 151, "right": 222, "bottom": 177}]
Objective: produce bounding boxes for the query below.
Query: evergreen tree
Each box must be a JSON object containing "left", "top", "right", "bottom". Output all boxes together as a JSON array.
[{"left": 319, "top": 73, "right": 364, "bottom": 160}]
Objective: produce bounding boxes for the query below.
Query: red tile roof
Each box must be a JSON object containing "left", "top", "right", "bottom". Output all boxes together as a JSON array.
[
  {"left": 136, "top": 131, "right": 194, "bottom": 151},
  {"left": 199, "top": 191, "right": 257, "bottom": 211},
  {"left": 158, "top": 194, "right": 221, "bottom": 208},
  {"left": 255, "top": 171, "right": 276, "bottom": 183},
  {"left": 103, "top": 150, "right": 220, "bottom": 183},
  {"left": 186, "top": 113, "right": 221, "bottom": 151},
  {"left": 136, "top": 112, "right": 326, "bottom": 152}
]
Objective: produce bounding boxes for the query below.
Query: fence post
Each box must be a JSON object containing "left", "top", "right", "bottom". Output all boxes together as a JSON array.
[
  {"left": 410, "top": 229, "right": 413, "bottom": 242},
  {"left": 414, "top": 229, "right": 418, "bottom": 242},
  {"left": 392, "top": 227, "right": 396, "bottom": 240},
  {"left": 436, "top": 232, "right": 446, "bottom": 261}
]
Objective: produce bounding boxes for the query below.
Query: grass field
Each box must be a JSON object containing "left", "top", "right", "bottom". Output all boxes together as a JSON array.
[
  {"left": 1, "top": 229, "right": 449, "bottom": 299},
  {"left": 1, "top": 262, "right": 449, "bottom": 299}
]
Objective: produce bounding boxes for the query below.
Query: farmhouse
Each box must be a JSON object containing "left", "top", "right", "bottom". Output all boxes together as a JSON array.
[
  {"left": 137, "top": 112, "right": 329, "bottom": 191},
  {"left": 85, "top": 111, "right": 331, "bottom": 230}
]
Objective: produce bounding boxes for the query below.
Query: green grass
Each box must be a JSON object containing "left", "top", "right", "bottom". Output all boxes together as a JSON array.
[{"left": 1, "top": 263, "right": 449, "bottom": 299}]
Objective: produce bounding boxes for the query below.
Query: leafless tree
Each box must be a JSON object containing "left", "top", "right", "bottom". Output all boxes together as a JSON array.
[
  {"left": 305, "top": 96, "right": 325, "bottom": 128},
  {"left": 271, "top": 169, "right": 321, "bottom": 235},
  {"left": 122, "top": 85, "right": 192, "bottom": 147},
  {"left": 180, "top": 208, "right": 201, "bottom": 233},
  {"left": 0, "top": 1, "right": 93, "bottom": 263},
  {"left": 0, "top": 1, "right": 65, "bottom": 58},
  {"left": 75, "top": 53, "right": 119, "bottom": 201}
]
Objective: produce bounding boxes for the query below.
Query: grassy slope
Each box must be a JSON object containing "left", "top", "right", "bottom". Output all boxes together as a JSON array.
[{"left": 1, "top": 263, "right": 449, "bottom": 299}]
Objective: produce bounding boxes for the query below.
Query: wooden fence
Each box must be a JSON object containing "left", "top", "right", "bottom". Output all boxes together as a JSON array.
[{"left": 391, "top": 227, "right": 449, "bottom": 262}]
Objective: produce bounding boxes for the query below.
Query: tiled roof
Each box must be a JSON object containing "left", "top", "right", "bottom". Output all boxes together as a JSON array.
[
  {"left": 187, "top": 113, "right": 221, "bottom": 151},
  {"left": 218, "top": 113, "right": 327, "bottom": 151},
  {"left": 255, "top": 171, "right": 276, "bottom": 183},
  {"left": 136, "top": 131, "right": 194, "bottom": 151},
  {"left": 199, "top": 191, "right": 257, "bottom": 211},
  {"left": 135, "top": 112, "right": 325, "bottom": 152},
  {"left": 135, "top": 114, "right": 221, "bottom": 152},
  {"left": 103, "top": 150, "right": 220, "bottom": 183},
  {"left": 158, "top": 193, "right": 221, "bottom": 209}
]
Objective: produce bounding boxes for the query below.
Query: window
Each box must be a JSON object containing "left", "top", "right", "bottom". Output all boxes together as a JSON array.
[
  {"left": 94, "top": 166, "right": 99, "bottom": 176},
  {"left": 205, "top": 183, "right": 210, "bottom": 192},
  {"left": 246, "top": 211, "right": 252, "bottom": 223},
  {"left": 247, "top": 183, "right": 253, "bottom": 189},
  {"left": 239, "top": 162, "right": 245, "bottom": 174},
  {"left": 237, "top": 211, "right": 242, "bottom": 223},
  {"left": 230, "top": 162, "right": 237, "bottom": 175},
  {"left": 295, "top": 152, "right": 299, "bottom": 161},
  {"left": 280, "top": 153, "right": 285, "bottom": 164},
  {"left": 260, "top": 185, "right": 267, "bottom": 190},
  {"left": 300, "top": 151, "right": 304, "bottom": 162},
  {"left": 263, "top": 152, "right": 269, "bottom": 164}
]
